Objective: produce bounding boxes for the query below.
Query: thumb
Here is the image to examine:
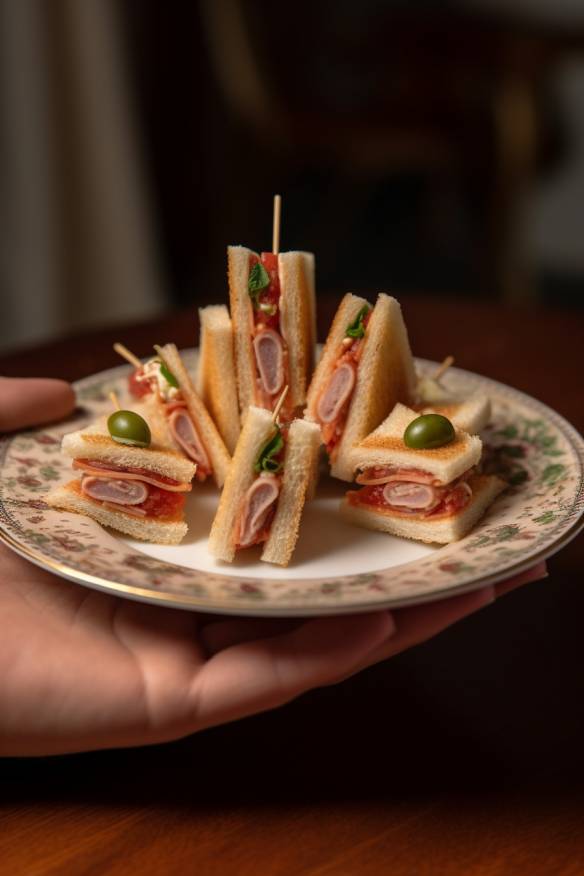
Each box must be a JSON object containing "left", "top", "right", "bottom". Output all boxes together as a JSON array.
[{"left": 0, "top": 377, "right": 75, "bottom": 432}]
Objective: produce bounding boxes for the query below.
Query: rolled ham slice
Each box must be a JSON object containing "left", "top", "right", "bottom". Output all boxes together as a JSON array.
[
  {"left": 317, "top": 362, "right": 356, "bottom": 424},
  {"left": 382, "top": 481, "right": 440, "bottom": 512},
  {"left": 168, "top": 409, "right": 211, "bottom": 472},
  {"left": 237, "top": 475, "right": 280, "bottom": 548},
  {"left": 253, "top": 329, "right": 284, "bottom": 396},
  {"left": 82, "top": 476, "right": 149, "bottom": 506}
]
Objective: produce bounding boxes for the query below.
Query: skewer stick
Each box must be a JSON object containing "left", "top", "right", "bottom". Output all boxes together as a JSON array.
[
  {"left": 272, "top": 194, "right": 282, "bottom": 255},
  {"left": 113, "top": 342, "right": 142, "bottom": 370},
  {"left": 433, "top": 355, "right": 454, "bottom": 381},
  {"left": 272, "top": 385, "right": 289, "bottom": 425},
  {"left": 109, "top": 391, "right": 121, "bottom": 411}
]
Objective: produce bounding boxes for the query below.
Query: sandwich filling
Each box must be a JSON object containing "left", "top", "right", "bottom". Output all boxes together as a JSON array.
[
  {"left": 73, "top": 458, "right": 191, "bottom": 519},
  {"left": 129, "top": 358, "right": 211, "bottom": 480},
  {"left": 234, "top": 426, "right": 286, "bottom": 549},
  {"left": 347, "top": 465, "right": 473, "bottom": 518},
  {"left": 314, "top": 306, "right": 371, "bottom": 459},
  {"left": 248, "top": 253, "right": 293, "bottom": 421}
]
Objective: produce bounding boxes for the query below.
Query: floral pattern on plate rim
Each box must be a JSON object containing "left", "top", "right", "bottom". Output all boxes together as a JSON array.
[{"left": 0, "top": 355, "right": 582, "bottom": 616}]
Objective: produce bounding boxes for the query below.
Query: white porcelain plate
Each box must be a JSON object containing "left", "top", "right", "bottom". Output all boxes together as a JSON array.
[{"left": 0, "top": 353, "right": 582, "bottom": 616}]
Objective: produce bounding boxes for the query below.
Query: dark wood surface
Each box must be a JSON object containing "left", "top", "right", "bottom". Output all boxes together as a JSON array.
[{"left": 1, "top": 295, "right": 583, "bottom": 875}]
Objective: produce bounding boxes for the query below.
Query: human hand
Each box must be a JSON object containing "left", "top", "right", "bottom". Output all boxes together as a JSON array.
[{"left": 0, "top": 377, "right": 546, "bottom": 756}]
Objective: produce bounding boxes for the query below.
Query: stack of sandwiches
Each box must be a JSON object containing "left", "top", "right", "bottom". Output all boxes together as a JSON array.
[{"left": 49, "top": 202, "right": 505, "bottom": 563}]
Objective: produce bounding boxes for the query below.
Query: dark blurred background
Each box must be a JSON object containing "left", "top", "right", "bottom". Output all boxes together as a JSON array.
[{"left": 2, "top": 0, "right": 584, "bottom": 353}]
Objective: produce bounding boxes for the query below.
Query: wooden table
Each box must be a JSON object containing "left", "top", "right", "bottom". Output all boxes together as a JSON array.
[{"left": 1, "top": 295, "right": 583, "bottom": 875}]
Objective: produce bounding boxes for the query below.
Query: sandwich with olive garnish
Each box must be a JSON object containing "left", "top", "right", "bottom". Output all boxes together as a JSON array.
[
  {"left": 415, "top": 356, "right": 491, "bottom": 434},
  {"left": 208, "top": 403, "right": 321, "bottom": 566},
  {"left": 115, "top": 342, "right": 231, "bottom": 487},
  {"left": 47, "top": 409, "right": 197, "bottom": 544},
  {"left": 341, "top": 404, "right": 506, "bottom": 544},
  {"left": 195, "top": 304, "right": 241, "bottom": 455},
  {"left": 305, "top": 293, "right": 417, "bottom": 482}
]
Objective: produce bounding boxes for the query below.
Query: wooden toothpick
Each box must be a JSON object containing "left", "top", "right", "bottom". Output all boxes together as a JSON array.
[
  {"left": 272, "top": 194, "right": 282, "bottom": 255},
  {"left": 113, "top": 342, "right": 142, "bottom": 370},
  {"left": 109, "top": 391, "right": 121, "bottom": 411},
  {"left": 433, "top": 355, "right": 454, "bottom": 381},
  {"left": 272, "top": 385, "right": 289, "bottom": 424}
]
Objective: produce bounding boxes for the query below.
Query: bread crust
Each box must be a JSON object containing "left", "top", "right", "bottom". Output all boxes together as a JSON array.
[
  {"left": 278, "top": 251, "right": 316, "bottom": 412},
  {"left": 261, "top": 418, "right": 321, "bottom": 566},
  {"left": 196, "top": 305, "right": 241, "bottom": 454}
]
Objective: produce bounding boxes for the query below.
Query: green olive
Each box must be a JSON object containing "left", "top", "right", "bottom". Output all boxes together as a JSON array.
[
  {"left": 107, "top": 410, "right": 151, "bottom": 447},
  {"left": 404, "top": 414, "right": 455, "bottom": 450}
]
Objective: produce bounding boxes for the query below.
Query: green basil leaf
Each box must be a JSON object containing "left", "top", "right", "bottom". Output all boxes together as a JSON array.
[
  {"left": 248, "top": 262, "right": 270, "bottom": 306},
  {"left": 254, "top": 427, "right": 284, "bottom": 474},
  {"left": 159, "top": 362, "right": 179, "bottom": 388},
  {"left": 346, "top": 305, "right": 370, "bottom": 339}
]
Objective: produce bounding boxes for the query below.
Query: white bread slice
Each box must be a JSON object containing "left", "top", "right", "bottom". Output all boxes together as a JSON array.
[
  {"left": 278, "top": 250, "right": 316, "bottom": 411},
  {"left": 196, "top": 305, "right": 241, "bottom": 454},
  {"left": 61, "top": 422, "right": 196, "bottom": 483},
  {"left": 159, "top": 343, "right": 232, "bottom": 488},
  {"left": 228, "top": 245, "right": 316, "bottom": 417},
  {"left": 208, "top": 406, "right": 277, "bottom": 562},
  {"left": 306, "top": 293, "right": 418, "bottom": 482},
  {"left": 350, "top": 403, "right": 482, "bottom": 484},
  {"left": 419, "top": 395, "right": 491, "bottom": 435},
  {"left": 46, "top": 481, "right": 188, "bottom": 544},
  {"left": 341, "top": 474, "right": 506, "bottom": 544},
  {"left": 261, "top": 418, "right": 321, "bottom": 566},
  {"left": 228, "top": 246, "right": 257, "bottom": 415}
]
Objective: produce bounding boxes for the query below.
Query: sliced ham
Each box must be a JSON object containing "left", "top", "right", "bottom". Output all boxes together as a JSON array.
[
  {"left": 317, "top": 362, "right": 356, "bottom": 424},
  {"left": 253, "top": 329, "right": 285, "bottom": 396},
  {"left": 237, "top": 475, "right": 280, "bottom": 548},
  {"left": 73, "top": 460, "right": 191, "bottom": 492},
  {"left": 168, "top": 409, "right": 211, "bottom": 472},
  {"left": 351, "top": 473, "right": 474, "bottom": 518},
  {"left": 357, "top": 466, "right": 439, "bottom": 487},
  {"left": 382, "top": 482, "right": 441, "bottom": 512},
  {"left": 82, "top": 476, "right": 149, "bottom": 506}
]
